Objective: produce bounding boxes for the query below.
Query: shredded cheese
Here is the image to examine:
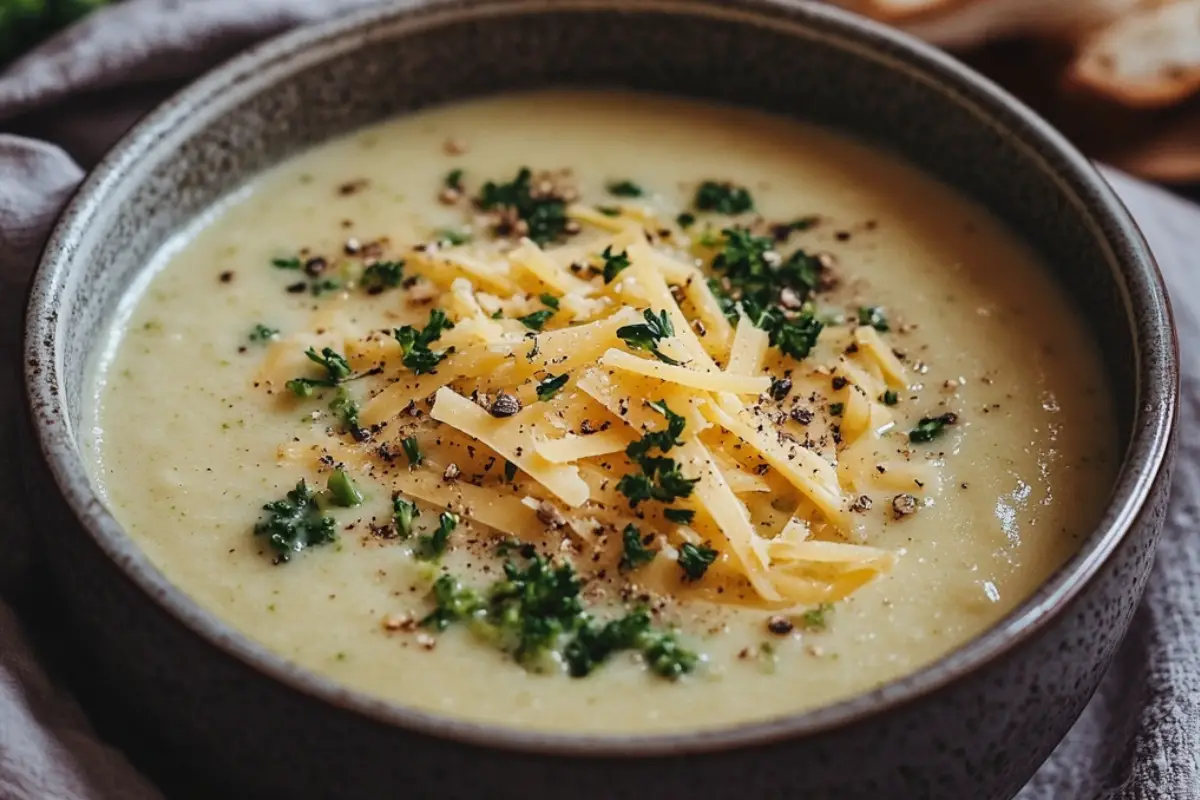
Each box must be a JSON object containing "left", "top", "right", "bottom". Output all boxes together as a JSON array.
[{"left": 259, "top": 200, "right": 928, "bottom": 611}]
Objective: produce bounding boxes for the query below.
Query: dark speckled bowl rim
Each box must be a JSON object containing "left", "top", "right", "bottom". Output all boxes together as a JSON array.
[{"left": 25, "top": 0, "right": 1178, "bottom": 758}]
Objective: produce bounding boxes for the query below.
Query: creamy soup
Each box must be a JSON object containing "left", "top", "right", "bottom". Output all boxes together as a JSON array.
[{"left": 85, "top": 91, "right": 1116, "bottom": 734}]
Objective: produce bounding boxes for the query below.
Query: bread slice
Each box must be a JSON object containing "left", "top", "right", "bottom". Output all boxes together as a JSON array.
[{"left": 1069, "top": 0, "right": 1200, "bottom": 108}]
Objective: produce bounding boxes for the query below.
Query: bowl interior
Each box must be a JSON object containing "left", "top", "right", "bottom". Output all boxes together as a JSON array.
[{"left": 27, "top": 0, "right": 1172, "bottom": 751}]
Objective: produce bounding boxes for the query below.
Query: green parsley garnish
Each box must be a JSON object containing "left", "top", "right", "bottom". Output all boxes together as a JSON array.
[
  {"left": 566, "top": 608, "right": 698, "bottom": 680},
  {"left": 625, "top": 400, "right": 686, "bottom": 461},
  {"left": 394, "top": 308, "right": 455, "bottom": 374},
  {"left": 597, "top": 206, "right": 621, "bottom": 217},
  {"left": 421, "top": 573, "right": 483, "bottom": 632},
  {"left": 678, "top": 542, "right": 718, "bottom": 581},
  {"left": 536, "top": 373, "right": 569, "bottom": 402},
  {"left": 742, "top": 300, "right": 825, "bottom": 361},
  {"left": 271, "top": 256, "right": 301, "bottom": 269},
  {"left": 416, "top": 511, "right": 458, "bottom": 561},
  {"left": 606, "top": 180, "right": 644, "bottom": 198},
  {"left": 829, "top": 402, "right": 845, "bottom": 417},
  {"left": 518, "top": 309, "right": 555, "bottom": 332},
  {"left": 616, "top": 309, "right": 681, "bottom": 366},
  {"left": 711, "top": 228, "right": 822, "bottom": 309},
  {"left": 909, "top": 412, "right": 958, "bottom": 444},
  {"left": 253, "top": 480, "right": 337, "bottom": 563},
  {"left": 600, "top": 245, "right": 631, "bottom": 284},
  {"left": 401, "top": 436, "right": 423, "bottom": 467},
  {"left": 616, "top": 456, "right": 698, "bottom": 508},
  {"left": 285, "top": 346, "right": 353, "bottom": 397},
  {"left": 664, "top": 508, "right": 695, "bottom": 525},
  {"left": 444, "top": 168, "right": 464, "bottom": 191},
  {"left": 618, "top": 400, "right": 697, "bottom": 508},
  {"left": 476, "top": 167, "right": 569, "bottom": 246},
  {"left": 329, "top": 386, "right": 361, "bottom": 434},
  {"left": 539, "top": 293, "right": 560, "bottom": 310},
  {"left": 882, "top": 389, "right": 899, "bottom": 406},
  {"left": 776, "top": 216, "right": 820, "bottom": 236},
  {"left": 422, "top": 552, "right": 700, "bottom": 680},
  {"left": 392, "top": 497, "right": 419, "bottom": 539},
  {"left": 361, "top": 260, "right": 405, "bottom": 293},
  {"left": 619, "top": 524, "right": 658, "bottom": 572},
  {"left": 436, "top": 228, "right": 471, "bottom": 246},
  {"left": 857, "top": 306, "right": 889, "bottom": 332},
  {"left": 694, "top": 181, "right": 753, "bottom": 214},
  {"left": 310, "top": 278, "right": 342, "bottom": 296},
  {"left": 327, "top": 468, "right": 363, "bottom": 508},
  {"left": 801, "top": 602, "right": 834, "bottom": 631},
  {"left": 426, "top": 552, "right": 580, "bottom": 666},
  {"left": 248, "top": 324, "right": 279, "bottom": 343},
  {"left": 504, "top": 460, "right": 518, "bottom": 483},
  {"left": 676, "top": 211, "right": 696, "bottom": 228}
]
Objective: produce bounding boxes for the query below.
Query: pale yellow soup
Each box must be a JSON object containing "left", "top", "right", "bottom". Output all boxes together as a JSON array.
[{"left": 85, "top": 91, "right": 1116, "bottom": 734}]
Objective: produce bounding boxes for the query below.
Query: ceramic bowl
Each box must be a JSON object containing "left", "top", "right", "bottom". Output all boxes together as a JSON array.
[{"left": 21, "top": 1, "right": 1178, "bottom": 798}]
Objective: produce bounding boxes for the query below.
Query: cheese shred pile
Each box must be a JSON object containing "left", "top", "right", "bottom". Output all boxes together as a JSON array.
[{"left": 261, "top": 203, "right": 929, "bottom": 610}]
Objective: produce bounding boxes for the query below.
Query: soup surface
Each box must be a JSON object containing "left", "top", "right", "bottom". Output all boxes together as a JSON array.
[{"left": 85, "top": 91, "right": 1117, "bottom": 734}]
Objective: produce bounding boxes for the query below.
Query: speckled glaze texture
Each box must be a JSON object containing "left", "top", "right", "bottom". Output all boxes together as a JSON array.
[{"left": 21, "top": 1, "right": 1178, "bottom": 798}]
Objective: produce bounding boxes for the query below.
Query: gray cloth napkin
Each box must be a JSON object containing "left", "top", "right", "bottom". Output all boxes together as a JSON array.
[{"left": 0, "top": 3, "right": 1197, "bottom": 798}]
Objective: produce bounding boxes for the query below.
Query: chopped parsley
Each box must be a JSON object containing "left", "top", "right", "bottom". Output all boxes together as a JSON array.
[
  {"left": 619, "top": 524, "right": 658, "bottom": 572},
  {"left": 711, "top": 228, "right": 822, "bottom": 309},
  {"left": 599, "top": 245, "right": 631, "bottom": 283},
  {"left": 327, "top": 468, "right": 363, "bottom": 508},
  {"left": 664, "top": 508, "right": 695, "bottom": 525},
  {"left": 503, "top": 460, "right": 518, "bottom": 483},
  {"left": 742, "top": 300, "right": 825, "bottom": 361},
  {"left": 616, "top": 456, "right": 698, "bottom": 508},
  {"left": 285, "top": 346, "right": 353, "bottom": 397},
  {"left": 401, "top": 436, "right": 423, "bottom": 468},
  {"left": 329, "top": 386, "right": 362, "bottom": 435},
  {"left": 271, "top": 256, "right": 302, "bottom": 269},
  {"left": 421, "top": 574, "right": 483, "bottom": 631},
  {"left": 828, "top": 402, "right": 844, "bottom": 417},
  {"left": 676, "top": 211, "right": 696, "bottom": 229},
  {"left": 433, "top": 552, "right": 582, "bottom": 666},
  {"left": 392, "top": 497, "right": 419, "bottom": 539},
  {"left": 416, "top": 511, "right": 458, "bottom": 561},
  {"left": 857, "top": 306, "right": 889, "bottom": 332},
  {"left": 423, "top": 552, "right": 699, "bottom": 679},
  {"left": 436, "top": 228, "right": 471, "bottom": 246},
  {"left": 678, "top": 542, "right": 718, "bottom": 581},
  {"left": 361, "top": 260, "right": 404, "bottom": 293},
  {"left": 618, "top": 400, "right": 697, "bottom": 509},
  {"left": 476, "top": 167, "right": 569, "bottom": 246},
  {"left": 882, "top": 389, "right": 899, "bottom": 406},
  {"left": 310, "top": 278, "right": 342, "bottom": 296},
  {"left": 248, "top": 324, "right": 279, "bottom": 343},
  {"left": 597, "top": 206, "right": 621, "bottom": 217},
  {"left": 518, "top": 309, "right": 555, "bottom": 332},
  {"left": 253, "top": 480, "right": 337, "bottom": 563},
  {"left": 566, "top": 608, "right": 698, "bottom": 680},
  {"left": 606, "top": 180, "right": 644, "bottom": 197},
  {"left": 801, "top": 603, "right": 834, "bottom": 631},
  {"left": 616, "top": 309, "right": 681, "bottom": 366},
  {"left": 536, "top": 373, "right": 569, "bottom": 402},
  {"left": 394, "top": 308, "right": 455, "bottom": 374},
  {"left": 774, "top": 216, "right": 820, "bottom": 237},
  {"left": 539, "top": 293, "right": 560, "bottom": 310},
  {"left": 909, "top": 412, "right": 958, "bottom": 443},
  {"left": 444, "top": 168, "right": 464, "bottom": 191},
  {"left": 694, "top": 181, "right": 753, "bottom": 215},
  {"left": 625, "top": 400, "right": 686, "bottom": 461}
]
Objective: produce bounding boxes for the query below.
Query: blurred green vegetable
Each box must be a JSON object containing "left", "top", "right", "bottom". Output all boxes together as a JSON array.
[{"left": 0, "top": 0, "right": 109, "bottom": 65}]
